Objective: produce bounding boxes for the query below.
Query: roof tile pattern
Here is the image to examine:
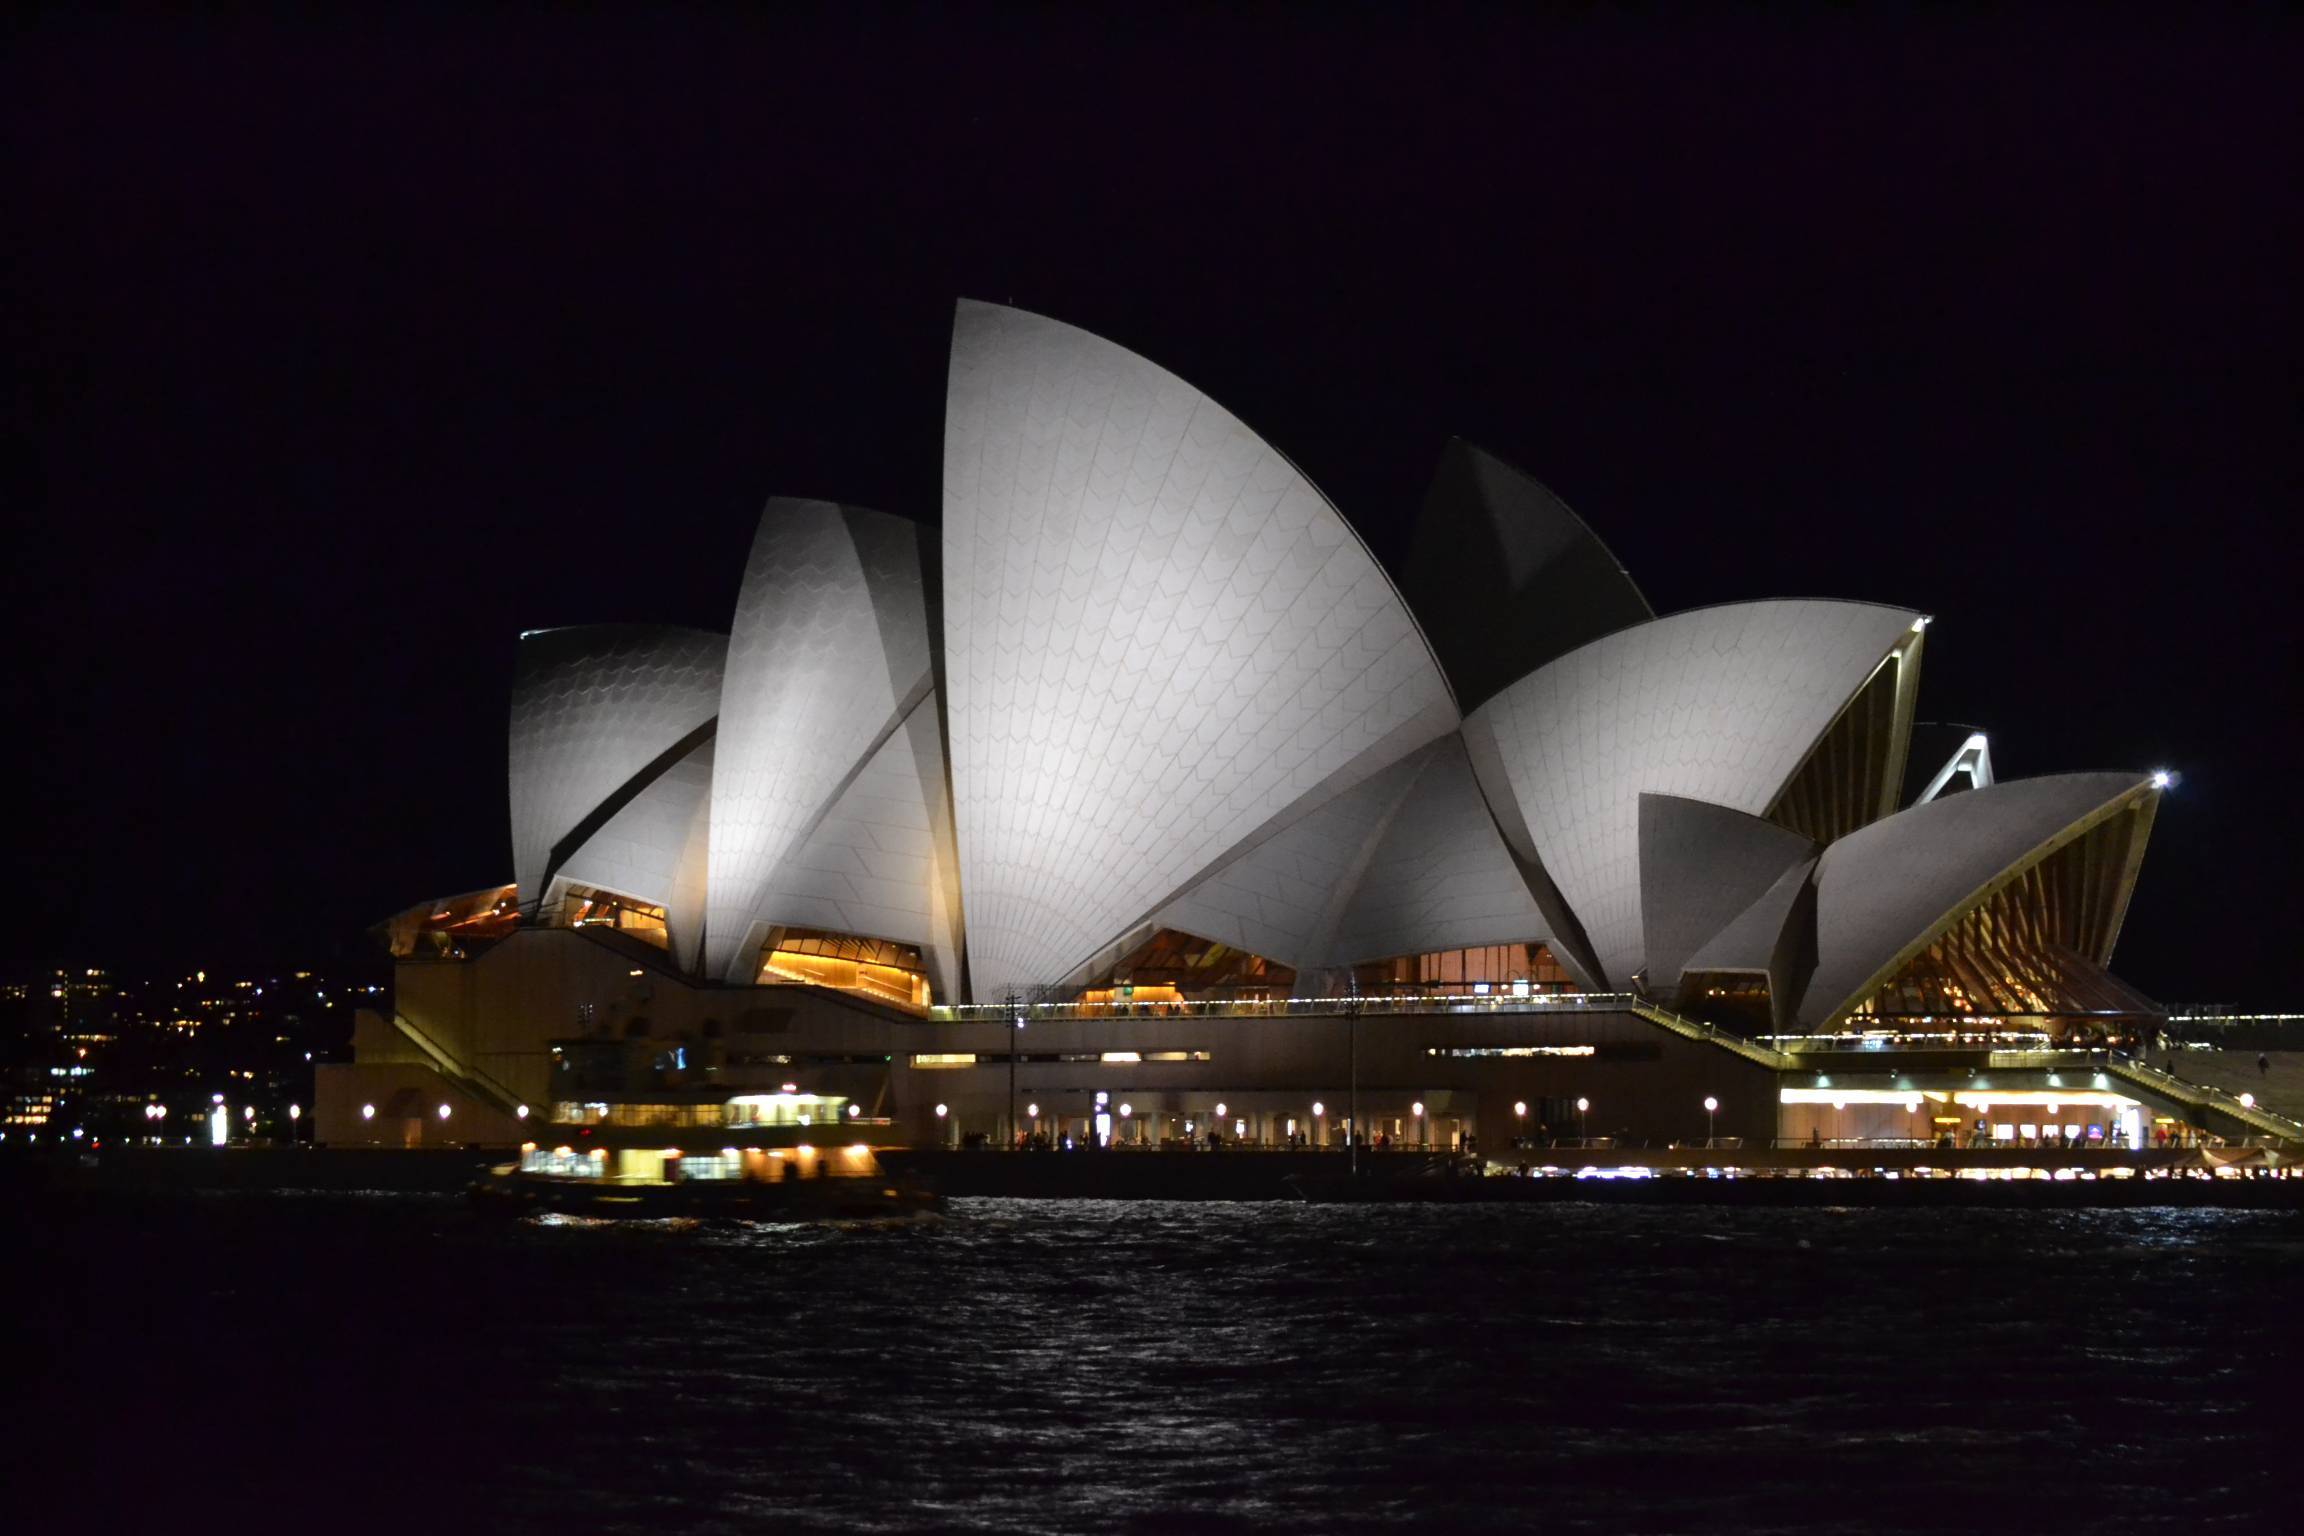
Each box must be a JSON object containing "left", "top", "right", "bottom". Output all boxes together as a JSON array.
[
  {"left": 942, "top": 300, "right": 1456, "bottom": 994},
  {"left": 1465, "top": 600, "right": 1918, "bottom": 988},
  {"left": 1151, "top": 749, "right": 1427, "bottom": 972},
  {"left": 726, "top": 694, "right": 964, "bottom": 1003},
  {"left": 554, "top": 737, "right": 716, "bottom": 972},
  {"left": 508, "top": 625, "right": 727, "bottom": 908},
  {"left": 703, "top": 500, "right": 933, "bottom": 980},
  {"left": 1798, "top": 771, "right": 2154, "bottom": 1028},
  {"left": 1332, "top": 735, "right": 1548, "bottom": 966}
]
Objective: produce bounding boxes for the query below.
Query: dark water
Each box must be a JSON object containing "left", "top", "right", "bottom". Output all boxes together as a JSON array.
[{"left": 13, "top": 1194, "right": 2302, "bottom": 1533}]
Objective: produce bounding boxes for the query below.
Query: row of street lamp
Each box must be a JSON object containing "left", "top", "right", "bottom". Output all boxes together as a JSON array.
[{"left": 936, "top": 1092, "right": 1724, "bottom": 1146}]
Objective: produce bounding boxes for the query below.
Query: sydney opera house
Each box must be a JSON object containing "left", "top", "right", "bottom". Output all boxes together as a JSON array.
[{"left": 317, "top": 301, "right": 2281, "bottom": 1165}]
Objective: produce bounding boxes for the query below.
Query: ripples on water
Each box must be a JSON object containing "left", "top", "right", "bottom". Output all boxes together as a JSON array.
[{"left": 16, "top": 1194, "right": 2301, "bottom": 1532}]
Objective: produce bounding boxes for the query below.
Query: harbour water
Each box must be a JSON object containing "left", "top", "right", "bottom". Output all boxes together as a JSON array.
[{"left": 15, "top": 1192, "right": 2299, "bottom": 1531}]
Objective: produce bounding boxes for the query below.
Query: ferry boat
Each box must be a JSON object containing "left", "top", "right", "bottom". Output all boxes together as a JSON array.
[{"left": 470, "top": 1087, "right": 939, "bottom": 1220}]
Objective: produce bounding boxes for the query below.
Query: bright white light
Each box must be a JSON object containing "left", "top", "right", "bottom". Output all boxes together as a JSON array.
[
  {"left": 516, "top": 1104, "right": 530, "bottom": 1119},
  {"left": 437, "top": 1103, "right": 452, "bottom": 1120},
  {"left": 1704, "top": 1097, "right": 1719, "bottom": 1112},
  {"left": 243, "top": 1106, "right": 255, "bottom": 1121},
  {"left": 2149, "top": 769, "right": 2174, "bottom": 790},
  {"left": 288, "top": 1104, "right": 300, "bottom": 1120},
  {"left": 934, "top": 1103, "right": 948, "bottom": 1118},
  {"left": 1026, "top": 1103, "right": 1039, "bottom": 1117},
  {"left": 846, "top": 1104, "right": 860, "bottom": 1118},
  {"left": 2240, "top": 1092, "right": 2256, "bottom": 1109},
  {"left": 1118, "top": 1103, "right": 1132, "bottom": 1118},
  {"left": 212, "top": 1092, "right": 225, "bottom": 1105},
  {"left": 1094, "top": 1090, "right": 1109, "bottom": 1106},
  {"left": 361, "top": 1103, "right": 375, "bottom": 1120},
  {"left": 1576, "top": 1097, "right": 1589, "bottom": 1113},
  {"left": 1412, "top": 1101, "right": 1425, "bottom": 1117},
  {"left": 1214, "top": 1102, "right": 1227, "bottom": 1118},
  {"left": 1514, "top": 1101, "right": 1528, "bottom": 1117},
  {"left": 1312, "top": 1102, "right": 1325, "bottom": 1117}
]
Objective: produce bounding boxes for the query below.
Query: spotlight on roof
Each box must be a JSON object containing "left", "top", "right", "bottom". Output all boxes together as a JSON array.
[{"left": 2149, "top": 769, "right": 2176, "bottom": 790}]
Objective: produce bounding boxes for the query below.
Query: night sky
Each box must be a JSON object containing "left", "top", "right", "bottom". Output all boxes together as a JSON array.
[{"left": 6, "top": 9, "right": 2298, "bottom": 1004}]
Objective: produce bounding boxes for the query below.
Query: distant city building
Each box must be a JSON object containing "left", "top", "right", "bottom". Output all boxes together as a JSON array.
[
  {"left": 0, "top": 966, "right": 364, "bottom": 1144},
  {"left": 318, "top": 302, "right": 2266, "bottom": 1159}
]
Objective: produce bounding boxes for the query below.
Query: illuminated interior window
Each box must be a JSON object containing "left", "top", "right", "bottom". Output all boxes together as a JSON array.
[
  {"left": 555, "top": 886, "right": 669, "bottom": 949},
  {"left": 1078, "top": 929, "right": 1293, "bottom": 1011},
  {"left": 1351, "top": 942, "right": 1571, "bottom": 997},
  {"left": 1679, "top": 970, "right": 1774, "bottom": 1032},
  {"left": 724, "top": 1093, "right": 850, "bottom": 1128},
  {"left": 381, "top": 883, "right": 520, "bottom": 958},
  {"left": 756, "top": 928, "right": 931, "bottom": 1011}
]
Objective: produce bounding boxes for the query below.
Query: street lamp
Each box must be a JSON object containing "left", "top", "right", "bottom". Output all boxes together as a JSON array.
[
  {"left": 438, "top": 1103, "right": 452, "bottom": 1121},
  {"left": 1412, "top": 1100, "right": 1425, "bottom": 1148},
  {"left": 361, "top": 1103, "right": 375, "bottom": 1121},
  {"left": 2240, "top": 1092, "right": 2256, "bottom": 1110},
  {"left": 287, "top": 1103, "right": 300, "bottom": 1146},
  {"left": 1577, "top": 1096, "right": 1589, "bottom": 1144},
  {"left": 1704, "top": 1096, "right": 1719, "bottom": 1147},
  {"left": 517, "top": 1104, "right": 530, "bottom": 1120}
]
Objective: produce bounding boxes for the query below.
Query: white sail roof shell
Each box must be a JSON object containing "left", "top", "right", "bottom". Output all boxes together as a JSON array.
[
  {"left": 703, "top": 500, "right": 934, "bottom": 980},
  {"left": 1149, "top": 749, "right": 1428, "bottom": 973},
  {"left": 1329, "top": 734, "right": 1549, "bottom": 966},
  {"left": 1796, "top": 771, "right": 2156, "bottom": 1028},
  {"left": 551, "top": 736, "right": 716, "bottom": 972},
  {"left": 941, "top": 299, "right": 1457, "bottom": 995},
  {"left": 1464, "top": 599, "right": 1920, "bottom": 988},
  {"left": 507, "top": 625, "right": 727, "bottom": 910},
  {"left": 713, "top": 693, "right": 964, "bottom": 1004}
]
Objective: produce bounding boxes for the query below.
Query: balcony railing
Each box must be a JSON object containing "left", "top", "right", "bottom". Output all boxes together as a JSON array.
[{"left": 932, "top": 991, "right": 1645, "bottom": 1023}]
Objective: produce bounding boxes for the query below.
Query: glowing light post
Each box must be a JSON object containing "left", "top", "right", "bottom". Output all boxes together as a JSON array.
[
  {"left": 1704, "top": 1096, "right": 1719, "bottom": 1149},
  {"left": 1514, "top": 1101, "right": 1527, "bottom": 1149},
  {"left": 1413, "top": 1101, "right": 1426, "bottom": 1149},
  {"left": 287, "top": 1103, "right": 300, "bottom": 1148},
  {"left": 1006, "top": 990, "right": 1023, "bottom": 1151},
  {"left": 935, "top": 1101, "right": 949, "bottom": 1149},
  {"left": 1346, "top": 977, "right": 1362, "bottom": 1178},
  {"left": 1577, "top": 1097, "right": 1589, "bottom": 1147}
]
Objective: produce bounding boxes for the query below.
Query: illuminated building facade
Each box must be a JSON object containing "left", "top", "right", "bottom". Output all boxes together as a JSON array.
[{"left": 316, "top": 301, "right": 2283, "bottom": 1160}]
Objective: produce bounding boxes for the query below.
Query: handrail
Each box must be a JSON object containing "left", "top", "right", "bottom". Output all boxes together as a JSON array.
[
  {"left": 392, "top": 1012, "right": 525, "bottom": 1118},
  {"left": 933, "top": 991, "right": 1645, "bottom": 1023},
  {"left": 1624, "top": 999, "right": 1796, "bottom": 1070},
  {"left": 2100, "top": 1057, "right": 2304, "bottom": 1144},
  {"left": 927, "top": 991, "right": 1796, "bottom": 1069}
]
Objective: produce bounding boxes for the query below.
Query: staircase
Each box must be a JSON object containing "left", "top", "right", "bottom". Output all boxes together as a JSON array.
[
  {"left": 2102, "top": 1057, "right": 2304, "bottom": 1146},
  {"left": 391, "top": 1012, "right": 527, "bottom": 1118},
  {"left": 1625, "top": 999, "right": 1795, "bottom": 1070}
]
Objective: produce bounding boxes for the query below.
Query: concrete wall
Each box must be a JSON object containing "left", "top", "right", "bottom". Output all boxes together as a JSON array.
[{"left": 359, "top": 928, "right": 1781, "bottom": 1151}]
